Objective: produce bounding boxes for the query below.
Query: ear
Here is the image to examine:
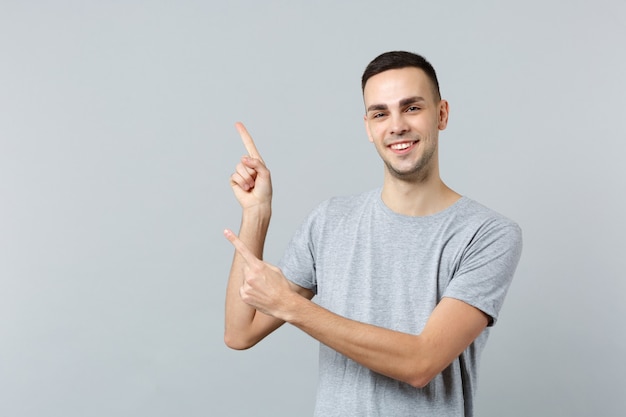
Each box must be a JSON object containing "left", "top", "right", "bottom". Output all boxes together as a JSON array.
[
  {"left": 438, "top": 99, "right": 450, "bottom": 130},
  {"left": 364, "top": 115, "right": 374, "bottom": 143}
]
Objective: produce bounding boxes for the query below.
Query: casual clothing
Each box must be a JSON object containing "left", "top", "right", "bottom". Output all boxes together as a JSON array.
[{"left": 278, "top": 188, "right": 523, "bottom": 416}]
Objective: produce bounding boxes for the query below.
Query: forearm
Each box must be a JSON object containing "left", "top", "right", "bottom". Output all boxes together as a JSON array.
[
  {"left": 224, "top": 205, "right": 279, "bottom": 349},
  {"left": 234, "top": 204, "right": 272, "bottom": 257},
  {"left": 281, "top": 296, "right": 428, "bottom": 386},
  {"left": 279, "top": 295, "right": 488, "bottom": 388}
]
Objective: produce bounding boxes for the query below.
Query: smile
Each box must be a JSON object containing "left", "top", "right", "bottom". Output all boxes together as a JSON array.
[{"left": 389, "top": 141, "right": 418, "bottom": 151}]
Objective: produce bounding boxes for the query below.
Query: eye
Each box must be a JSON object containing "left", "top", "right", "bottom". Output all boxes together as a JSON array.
[
  {"left": 406, "top": 106, "right": 421, "bottom": 112},
  {"left": 371, "top": 112, "right": 385, "bottom": 119}
]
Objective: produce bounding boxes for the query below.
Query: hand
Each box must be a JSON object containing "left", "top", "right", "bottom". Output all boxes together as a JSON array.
[
  {"left": 224, "top": 228, "right": 294, "bottom": 319},
  {"left": 229, "top": 122, "right": 273, "bottom": 210}
]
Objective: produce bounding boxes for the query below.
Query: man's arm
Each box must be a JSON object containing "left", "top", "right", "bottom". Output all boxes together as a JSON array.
[
  {"left": 286, "top": 295, "right": 488, "bottom": 388},
  {"left": 224, "top": 123, "right": 314, "bottom": 350},
  {"left": 224, "top": 229, "right": 488, "bottom": 387},
  {"left": 223, "top": 204, "right": 277, "bottom": 350}
]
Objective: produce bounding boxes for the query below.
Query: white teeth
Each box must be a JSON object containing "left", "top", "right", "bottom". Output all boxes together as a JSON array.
[{"left": 390, "top": 142, "right": 413, "bottom": 150}]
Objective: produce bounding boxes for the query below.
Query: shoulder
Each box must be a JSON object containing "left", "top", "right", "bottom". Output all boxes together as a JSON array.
[
  {"left": 456, "top": 197, "right": 520, "bottom": 228},
  {"left": 454, "top": 197, "right": 523, "bottom": 250},
  {"left": 297, "top": 189, "right": 380, "bottom": 240}
]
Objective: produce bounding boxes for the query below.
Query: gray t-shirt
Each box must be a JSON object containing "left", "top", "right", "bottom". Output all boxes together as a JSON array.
[{"left": 279, "top": 189, "right": 522, "bottom": 417}]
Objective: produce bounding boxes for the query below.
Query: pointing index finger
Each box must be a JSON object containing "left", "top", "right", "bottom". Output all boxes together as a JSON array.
[
  {"left": 235, "top": 122, "right": 263, "bottom": 162},
  {"left": 223, "top": 228, "right": 259, "bottom": 264}
]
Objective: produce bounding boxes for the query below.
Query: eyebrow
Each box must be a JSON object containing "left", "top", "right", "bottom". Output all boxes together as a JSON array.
[
  {"left": 366, "top": 96, "right": 426, "bottom": 113},
  {"left": 400, "top": 96, "right": 426, "bottom": 107}
]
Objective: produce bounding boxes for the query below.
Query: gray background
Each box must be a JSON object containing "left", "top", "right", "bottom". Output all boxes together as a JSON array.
[{"left": 1, "top": 1, "right": 624, "bottom": 416}]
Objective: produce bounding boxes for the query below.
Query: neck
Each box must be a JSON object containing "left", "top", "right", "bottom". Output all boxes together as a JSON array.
[{"left": 380, "top": 171, "right": 461, "bottom": 217}]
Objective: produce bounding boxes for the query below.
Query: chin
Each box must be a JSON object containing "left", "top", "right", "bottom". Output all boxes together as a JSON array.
[{"left": 386, "top": 162, "right": 431, "bottom": 182}]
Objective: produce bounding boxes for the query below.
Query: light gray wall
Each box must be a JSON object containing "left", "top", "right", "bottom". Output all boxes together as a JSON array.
[{"left": 1, "top": 1, "right": 624, "bottom": 416}]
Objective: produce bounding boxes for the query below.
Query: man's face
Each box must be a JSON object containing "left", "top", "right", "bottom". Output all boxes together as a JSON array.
[{"left": 363, "top": 67, "right": 448, "bottom": 182}]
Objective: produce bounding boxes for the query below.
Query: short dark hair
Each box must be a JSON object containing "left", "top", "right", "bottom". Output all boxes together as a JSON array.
[{"left": 361, "top": 51, "right": 441, "bottom": 100}]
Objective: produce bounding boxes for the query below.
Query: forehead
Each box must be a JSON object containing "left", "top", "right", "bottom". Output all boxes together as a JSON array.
[{"left": 363, "top": 67, "right": 436, "bottom": 107}]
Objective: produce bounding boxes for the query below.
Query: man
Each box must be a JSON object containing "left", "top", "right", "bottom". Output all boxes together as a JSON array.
[{"left": 223, "top": 51, "right": 522, "bottom": 416}]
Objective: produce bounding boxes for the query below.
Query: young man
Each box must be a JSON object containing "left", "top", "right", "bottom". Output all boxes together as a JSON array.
[{"left": 223, "top": 51, "right": 522, "bottom": 416}]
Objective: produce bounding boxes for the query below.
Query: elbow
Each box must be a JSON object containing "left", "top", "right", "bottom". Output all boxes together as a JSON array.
[
  {"left": 403, "top": 360, "right": 440, "bottom": 389},
  {"left": 223, "top": 330, "right": 257, "bottom": 351},
  {"left": 400, "top": 341, "right": 455, "bottom": 388},
  {"left": 224, "top": 337, "right": 251, "bottom": 351},
  {"left": 407, "top": 372, "right": 436, "bottom": 389}
]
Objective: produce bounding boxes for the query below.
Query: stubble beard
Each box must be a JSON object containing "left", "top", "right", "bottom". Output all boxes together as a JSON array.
[{"left": 384, "top": 142, "right": 437, "bottom": 183}]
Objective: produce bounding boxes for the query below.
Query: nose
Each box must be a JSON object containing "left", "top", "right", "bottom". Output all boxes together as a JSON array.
[{"left": 389, "top": 113, "right": 409, "bottom": 136}]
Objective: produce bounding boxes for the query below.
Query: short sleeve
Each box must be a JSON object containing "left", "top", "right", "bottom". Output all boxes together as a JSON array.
[
  {"left": 443, "top": 220, "right": 522, "bottom": 326},
  {"left": 278, "top": 203, "right": 326, "bottom": 294}
]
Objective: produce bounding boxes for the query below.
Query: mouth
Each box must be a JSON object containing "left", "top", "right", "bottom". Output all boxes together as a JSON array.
[{"left": 388, "top": 140, "right": 419, "bottom": 153}]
